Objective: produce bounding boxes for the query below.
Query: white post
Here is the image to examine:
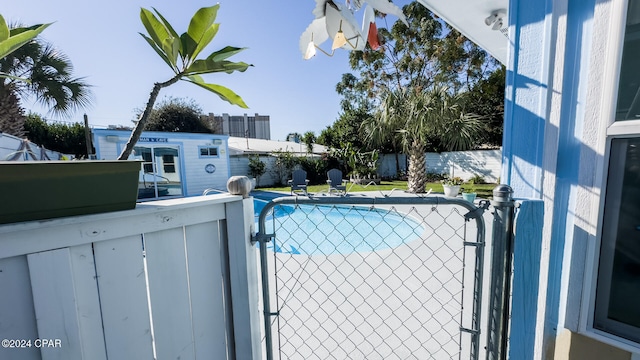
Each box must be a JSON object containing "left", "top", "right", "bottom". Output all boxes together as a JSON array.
[{"left": 225, "top": 177, "right": 261, "bottom": 359}]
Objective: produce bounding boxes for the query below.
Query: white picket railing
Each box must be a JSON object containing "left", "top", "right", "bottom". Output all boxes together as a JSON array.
[{"left": 0, "top": 194, "right": 261, "bottom": 360}]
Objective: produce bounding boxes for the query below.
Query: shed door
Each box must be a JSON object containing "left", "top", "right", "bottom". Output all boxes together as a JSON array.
[{"left": 134, "top": 146, "right": 183, "bottom": 199}]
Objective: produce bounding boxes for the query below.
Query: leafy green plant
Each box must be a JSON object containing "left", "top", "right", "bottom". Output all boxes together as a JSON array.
[
  {"left": 0, "top": 14, "right": 50, "bottom": 73},
  {"left": 461, "top": 180, "right": 477, "bottom": 194},
  {"left": 425, "top": 172, "right": 447, "bottom": 182},
  {"left": 332, "top": 143, "right": 379, "bottom": 178},
  {"left": 270, "top": 149, "right": 298, "bottom": 186},
  {"left": 118, "top": 5, "right": 251, "bottom": 160},
  {"left": 24, "top": 113, "right": 88, "bottom": 158},
  {"left": 247, "top": 155, "right": 266, "bottom": 186},
  {"left": 441, "top": 176, "right": 463, "bottom": 186},
  {"left": 469, "top": 174, "right": 486, "bottom": 184}
]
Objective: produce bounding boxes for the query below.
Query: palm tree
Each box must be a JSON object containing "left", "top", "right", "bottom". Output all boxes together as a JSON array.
[
  {"left": 362, "top": 91, "right": 405, "bottom": 177},
  {"left": 117, "top": 5, "right": 250, "bottom": 160},
  {"left": 373, "top": 86, "right": 483, "bottom": 193},
  {"left": 302, "top": 131, "right": 316, "bottom": 154},
  {"left": 0, "top": 32, "right": 92, "bottom": 137}
]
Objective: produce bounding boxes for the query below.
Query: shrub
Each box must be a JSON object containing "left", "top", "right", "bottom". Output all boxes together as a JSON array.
[
  {"left": 248, "top": 155, "right": 266, "bottom": 186},
  {"left": 469, "top": 174, "right": 486, "bottom": 184},
  {"left": 425, "top": 172, "right": 446, "bottom": 182},
  {"left": 298, "top": 157, "right": 331, "bottom": 185},
  {"left": 269, "top": 149, "right": 298, "bottom": 186}
]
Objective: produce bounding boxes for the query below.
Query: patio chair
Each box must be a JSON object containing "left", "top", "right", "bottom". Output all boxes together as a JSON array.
[
  {"left": 288, "top": 169, "right": 309, "bottom": 195},
  {"left": 327, "top": 168, "right": 348, "bottom": 195}
]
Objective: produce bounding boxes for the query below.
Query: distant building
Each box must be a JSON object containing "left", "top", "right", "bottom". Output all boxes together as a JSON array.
[
  {"left": 201, "top": 113, "right": 271, "bottom": 140},
  {"left": 286, "top": 133, "right": 301, "bottom": 143}
]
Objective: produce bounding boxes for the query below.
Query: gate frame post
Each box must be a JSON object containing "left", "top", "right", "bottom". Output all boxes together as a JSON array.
[
  {"left": 226, "top": 177, "right": 262, "bottom": 360},
  {"left": 486, "top": 185, "right": 516, "bottom": 360}
]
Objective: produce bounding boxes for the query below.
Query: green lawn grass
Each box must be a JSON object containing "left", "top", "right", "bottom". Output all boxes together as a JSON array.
[{"left": 257, "top": 180, "right": 497, "bottom": 198}]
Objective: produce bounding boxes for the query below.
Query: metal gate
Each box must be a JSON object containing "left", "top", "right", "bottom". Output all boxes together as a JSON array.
[{"left": 254, "top": 194, "right": 501, "bottom": 360}]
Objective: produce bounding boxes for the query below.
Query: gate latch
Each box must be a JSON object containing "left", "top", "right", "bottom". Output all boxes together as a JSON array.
[
  {"left": 251, "top": 232, "right": 274, "bottom": 245},
  {"left": 464, "top": 199, "right": 490, "bottom": 221}
]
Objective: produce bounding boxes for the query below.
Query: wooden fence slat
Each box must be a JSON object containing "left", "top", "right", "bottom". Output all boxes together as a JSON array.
[
  {"left": 28, "top": 246, "right": 108, "bottom": 360},
  {"left": 94, "top": 236, "right": 154, "bottom": 360},
  {"left": 185, "top": 221, "right": 229, "bottom": 359},
  {"left": 69, "top": 245, "right": 107, "bottom": 360},
  {"left": 144, "top": 227, "right": 195, "bottom": 360},
  {"left": 0, "top": 256, "right": 40, "bottom": 360},
  {"left": 28, "top": 248, "right": 83, "bottom": 360}
]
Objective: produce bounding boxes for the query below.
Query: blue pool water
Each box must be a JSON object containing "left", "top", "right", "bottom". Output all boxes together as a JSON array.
[{"left": 254, "top": 199, "right": 424, "bottom": 255}]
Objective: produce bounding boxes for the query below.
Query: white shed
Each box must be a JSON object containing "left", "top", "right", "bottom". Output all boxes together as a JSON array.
[{"left": 93, "top": 129, "right": 230, "bottom": 200}]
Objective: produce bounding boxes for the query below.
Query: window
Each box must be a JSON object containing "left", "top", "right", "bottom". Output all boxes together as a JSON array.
[
  {"left": 595, "top": 136, "right": 640, "bottom": 342},
  {"left": 199, "top": 147, "right": 219, "bottom": 157},
  {"left": 162, "top": 154, "right": 176, "bottom": 173},
  {"left": 137, "top": 147, "right": 153, "bottom": 173},
  {"left": 594, "top": 0, "right": 640, "bottom": 344},
  {"left": 615, "top": 0, "right": 640, "bottom": 121}
]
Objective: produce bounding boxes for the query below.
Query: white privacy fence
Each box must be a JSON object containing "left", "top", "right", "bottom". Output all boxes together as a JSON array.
[
  {"left": 230, "top": 150, "right": 501, "bottom": 188},
  {"left": 0, "top": 194, "right": 261, "bottom": 360},
  {"left": 378, "top": 149, "right": 502, "bottom": 182},
  {"left": 0, "top": 132, "right": 71, "bottom": 161}
]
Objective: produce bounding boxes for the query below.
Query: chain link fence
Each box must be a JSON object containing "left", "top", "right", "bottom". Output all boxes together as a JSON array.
[{"left": 256, "top": 195, "right": 492, "bottom": 360}]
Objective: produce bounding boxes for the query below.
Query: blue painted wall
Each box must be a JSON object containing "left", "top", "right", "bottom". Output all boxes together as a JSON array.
[
  {"left": 504, "top": 0, "right": 596, "bottom": 356},
  {"left": 501, "top": 0, "right": 553, "bottom": 199},
  {"left": 544, "top": 0, "right": 594, "bottom": 350}
]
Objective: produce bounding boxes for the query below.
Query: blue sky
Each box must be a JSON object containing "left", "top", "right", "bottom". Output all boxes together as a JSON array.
[{"left": 3, "top": 0, "right": 409, "bottom": 141}]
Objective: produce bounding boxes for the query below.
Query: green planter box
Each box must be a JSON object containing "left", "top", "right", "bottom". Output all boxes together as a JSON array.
[{"left": 0, "top": 160, "right": 141, "bottom": 224}]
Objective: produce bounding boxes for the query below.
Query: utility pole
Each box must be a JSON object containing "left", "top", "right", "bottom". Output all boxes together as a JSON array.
[{"left": 83, "top": 114, "right": 94, "bottom": 159}]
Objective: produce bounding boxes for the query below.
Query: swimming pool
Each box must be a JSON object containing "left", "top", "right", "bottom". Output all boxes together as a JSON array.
[{"left": 254, "top": 199, "right": 425, "bottom": 255}]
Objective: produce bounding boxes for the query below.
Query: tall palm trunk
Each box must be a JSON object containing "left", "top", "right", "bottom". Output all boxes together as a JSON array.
[
  {"left": 407, "top": 138, "right": 427, "bottom": 193},
  {"left": 0, "top": 86, "right": 26, "bottom": 138}
]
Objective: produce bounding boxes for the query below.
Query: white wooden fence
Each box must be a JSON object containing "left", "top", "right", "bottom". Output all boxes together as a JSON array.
[
  {"left": 0, "top": 194, "right": 261, "bottom": 360},
  {"left": 0, "top": 132, "right": 70, "bottom": 161},
  {"left": 378, "top": 149, "right": 502, "bottom": 182},
  {"left": 231, "top": 150, "right": 501, "bottom": 187},
  {"left": 229, "top": 155, "right": 280, "bottom": 187}
]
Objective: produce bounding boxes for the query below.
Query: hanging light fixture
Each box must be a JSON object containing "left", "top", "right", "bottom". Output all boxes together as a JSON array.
[
  {"left": 304, "top": 34, "right": 318, "bottom": 59},
  {"left": 304, "top": 20, "right": 359, "bottom": 59},
  {"left": 332, "top": 21, "right": 349, "bottom": 49},
  {"left": 333, "top": 20, "right": 359, "bottom": 50}
]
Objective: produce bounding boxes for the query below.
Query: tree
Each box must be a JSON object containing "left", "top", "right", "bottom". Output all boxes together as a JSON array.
[
  {"left": 301, "top": 131, "right": 316, "bottom": 154},
  {"left": 462, "top": 67, "right": 506, "bottom": 147},
  {"left": 0, "top": 23, "right": 92, "bottom": 138},
  {"left": 333, "top": 1, "right": 503, "bottom": 151},
  {"left": 118, "top": 5, "right": 251, "bottom": 160},
  {"left": 374, "top": 86, "right": 482, "bottom": 193},
  {"left": 144, "top": 97, "right": 211, "bottom": 133},
  {"left": 317, "top": 106, "right": 372, "bottom": 151},
  {"left": 23, "top": 113, "right": 88, "bottom": 158}
]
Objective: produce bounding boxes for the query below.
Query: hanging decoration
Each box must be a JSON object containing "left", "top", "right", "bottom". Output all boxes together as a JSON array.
[{"left": 300, "top": 0, "right": 408, "bottom": 59}]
